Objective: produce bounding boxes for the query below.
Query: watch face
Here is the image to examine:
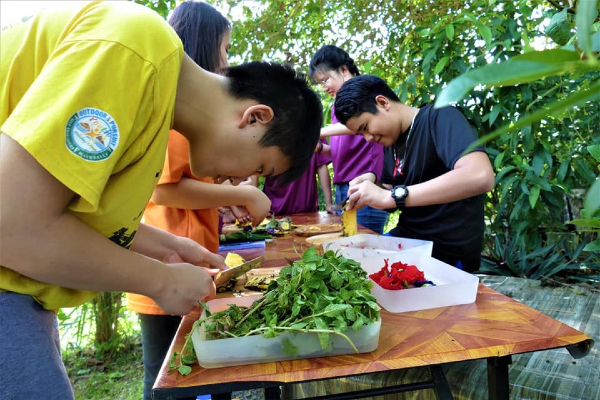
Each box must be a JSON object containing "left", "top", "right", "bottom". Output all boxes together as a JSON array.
[{"left": 394, "top": 187, "right": 407, "bottom": 198}]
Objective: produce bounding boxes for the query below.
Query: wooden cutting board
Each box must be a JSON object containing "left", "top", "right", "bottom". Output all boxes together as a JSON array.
[
  {"left": 304, "top": 232, "right": 344, "bottom": 248},
  {"left": 293, "top": 223, "right": 343, "bottom": 237}
]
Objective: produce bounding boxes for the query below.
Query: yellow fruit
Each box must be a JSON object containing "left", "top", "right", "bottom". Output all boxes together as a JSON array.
[
  {"left": 342, "top": 209, "right": 358, "bottom": 236},
  {"left": 224, "top": 252, "right": 245, "bottom": 267},
  {"left": 259, "top": 217, "right": 271, "bottom": 226},
  {"left": 236, "top": 220, "right": 253, "bottom": 229}
]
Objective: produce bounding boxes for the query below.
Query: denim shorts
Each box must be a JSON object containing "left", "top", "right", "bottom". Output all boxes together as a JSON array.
[{"left": 0, "top": 292, "right": 74, "bottom": 400}]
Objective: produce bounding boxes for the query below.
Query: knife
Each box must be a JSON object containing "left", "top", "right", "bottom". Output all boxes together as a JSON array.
[
  {"left": 335, "top": 197, "right": 349, "bottom": 211},
  {"left": 214, "top": 255, "right": 265, "bottom": 287}
]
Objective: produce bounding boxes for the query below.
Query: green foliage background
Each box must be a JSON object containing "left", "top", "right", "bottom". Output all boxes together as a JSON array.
[
  {"left": 134, "top": 0, "right": 599, "bottom": 278},
  {"left": 54, "top": 5, "right": 600, "bottom": 396},
  {"left": 49, "top": 4, "right": 599, "bottom": 397}
]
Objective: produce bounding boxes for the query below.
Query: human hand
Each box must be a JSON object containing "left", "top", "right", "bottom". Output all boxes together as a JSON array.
[
  {"left": 152, "top": 263, "right": 217, "bottom": 315},
  {"left": 219, "top": 207, "right": 237, "bottom": 224},
  {"left": 314, "top": 141, "right": 324, "bottom": 154},
  {"left": 349, "top": 172, "right": 376, "bottom": 187},
  {"left": 325, "top": 203, "right": 336, "bottom": 214},
  {"left": 239, "top": 186, "right": 272, "bottom": 226},
  {"left": 164, "top": 236, "right": 227, "bottom": 271},
  {"left": 229, "top": 205, "right": 251, "bottom": 224},
  {"left": 347, "top": 180, "right": 390, "bottom": 211},
  {"left": 238, "top": 175, "right": 258, "bottom": 186}
]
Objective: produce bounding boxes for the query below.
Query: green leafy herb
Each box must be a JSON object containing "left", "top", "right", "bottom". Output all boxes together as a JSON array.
[
  {"left": 193, "top": 247, "right": 380, "bottom": 355},
  {"left": 168, "top": 331, "right": 197, "bottom": 376}
]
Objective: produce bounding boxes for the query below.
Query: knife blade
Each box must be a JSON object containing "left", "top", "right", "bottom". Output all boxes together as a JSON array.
[
  {"left": 214, "top": 255, "right": 265, "bottom": 287},
  {"left": 334, "top": 197, "right": 349, "bottom": 211}
]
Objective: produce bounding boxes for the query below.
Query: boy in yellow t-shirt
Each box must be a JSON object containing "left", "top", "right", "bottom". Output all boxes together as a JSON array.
[{"left": 0, "top": 2, "right": 322, "bottom": 398}]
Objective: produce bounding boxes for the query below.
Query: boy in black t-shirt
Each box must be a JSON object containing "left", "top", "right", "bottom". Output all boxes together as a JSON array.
[{"left": 334, "top": 75, "right": 495, "bottom": 272}]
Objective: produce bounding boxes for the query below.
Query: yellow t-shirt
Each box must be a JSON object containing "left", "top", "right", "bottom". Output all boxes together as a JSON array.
[{"left": 0, "top": 1, "right": 183, "bottom": 310}]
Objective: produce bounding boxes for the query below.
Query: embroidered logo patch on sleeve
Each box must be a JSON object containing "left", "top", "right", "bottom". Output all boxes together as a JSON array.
[{"left": 65, "top": 108, "right": 119, "bottom": 161}]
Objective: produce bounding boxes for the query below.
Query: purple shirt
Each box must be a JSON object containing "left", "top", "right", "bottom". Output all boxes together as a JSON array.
[
  {"left": 263, "top": 141, "right": 332, "bottom": 215},
  {"left": 330, "top": 106, "right": 385, "bottom": 184}
]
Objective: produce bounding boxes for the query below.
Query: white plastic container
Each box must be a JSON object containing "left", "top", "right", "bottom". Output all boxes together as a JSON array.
[
  {"left": 322, "top": 234, "right": 433, "bottom": 259},
  {"left": 355, "top": 252, "right": 479, "bottom": 313},
  {"left": 191, "top": 294, "right": 381, "bottom": 369}
]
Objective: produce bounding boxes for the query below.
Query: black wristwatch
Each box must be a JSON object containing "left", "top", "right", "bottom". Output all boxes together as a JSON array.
[{"left": 391, "top": 185, "right": 409, "bottom": 208}]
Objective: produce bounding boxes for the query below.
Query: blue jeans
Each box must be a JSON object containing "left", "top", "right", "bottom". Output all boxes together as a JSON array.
[{"left": 335, "top": 183, "right": 388, "bottom": 234}]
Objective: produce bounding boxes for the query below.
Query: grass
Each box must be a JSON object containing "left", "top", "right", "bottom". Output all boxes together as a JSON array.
[
  {"left": 63, "top": 336, "right": 265, "bottom": 400},
  {"left": 63, "top": 338, "right": 144, "bottom": 400}
]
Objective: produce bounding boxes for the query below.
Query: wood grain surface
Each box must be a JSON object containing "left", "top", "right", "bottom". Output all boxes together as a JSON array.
[
  {"left": 293, "top": 223, "right": 342, "bottom": 237},
  {"left": 153, "top": 212, "right": 593, "bottom": 398}
]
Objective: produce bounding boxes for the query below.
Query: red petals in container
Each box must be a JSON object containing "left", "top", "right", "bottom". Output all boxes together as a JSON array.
[{"left": 369, "top": 259, "right": 430, "bottom": 290}]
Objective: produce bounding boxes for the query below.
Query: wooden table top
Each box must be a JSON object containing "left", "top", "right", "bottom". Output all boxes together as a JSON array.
[{"left": 154, "top": 212, "right": 593, "bottom": 394}]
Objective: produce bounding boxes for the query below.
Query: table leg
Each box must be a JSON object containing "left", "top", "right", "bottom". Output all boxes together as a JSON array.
[
  {"left": 487, "top": 355, "right": 512, "bottom": 400},
  {"left": 211, "top": 393, "right": 232, "bottom": 400},
  {"left": 430, "top": 365, "right": 454, "bottom": 400}
]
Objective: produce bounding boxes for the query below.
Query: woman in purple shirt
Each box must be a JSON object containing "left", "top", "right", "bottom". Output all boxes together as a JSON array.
[
  {"left": 309, "top": 45, "right": 388, "bottom": 233},
  {"left": 263, "top": 139, "right": 334, "bottom": 215}
]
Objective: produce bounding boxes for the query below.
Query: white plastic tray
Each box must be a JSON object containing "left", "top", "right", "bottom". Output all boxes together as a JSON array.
[
  {"left": 191, "top": 294, "right": 381, "bottom": 368},
  {"left": 355, "top": 252, "right": 479, "bottom": 313},
  {"left": 322, "top": 234, "right": 433, "bottom": 259}
]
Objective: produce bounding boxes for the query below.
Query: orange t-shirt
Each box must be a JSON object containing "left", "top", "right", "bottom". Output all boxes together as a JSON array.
[{"left": 126, "top": 130, "right": 219, "bottom": 315}]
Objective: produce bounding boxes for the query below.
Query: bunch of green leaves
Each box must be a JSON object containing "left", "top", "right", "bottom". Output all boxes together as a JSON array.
[
  {"left": 168, "top": 334, "right": 197, "bottom": 376},
  {"left": 196, "top": 247, "right": 380, "bottom": 353}
]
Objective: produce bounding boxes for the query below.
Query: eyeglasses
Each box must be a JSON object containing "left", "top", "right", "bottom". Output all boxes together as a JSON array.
[{"left": 318, "top": 76, "right": 332, "bottom": 89}]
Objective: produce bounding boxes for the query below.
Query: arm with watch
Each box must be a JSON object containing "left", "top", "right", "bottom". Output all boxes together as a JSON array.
[{"left": 346, "top": 152, "right": 494, "bottom": 211}]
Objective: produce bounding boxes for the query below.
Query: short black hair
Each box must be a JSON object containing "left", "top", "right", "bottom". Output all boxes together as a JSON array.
[
  {"left": 334, "top": 75, "right": 399, "bottom": 124},
  {"left": 223, "top": 62, "right": 323, "bottom": 184},
  {"left": 168, "top": 1, "right": 231, "bottom": 73},
  {"left": 308, "top": 45, "right": 360, "bottom": 81}
]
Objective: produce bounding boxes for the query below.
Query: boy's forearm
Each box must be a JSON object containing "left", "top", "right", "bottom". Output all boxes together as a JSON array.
[
  {"left": 320, "top": 123, "right": 354, "bottom": 137},
  {"left": 1, "top": 211, "right": 169, "bottom": 298},
  {"left": 404, "top": 152, "right": 494, "bottom": 207},
  {"left": 0, "top": 134, "right": 166, "bottom": 298}
]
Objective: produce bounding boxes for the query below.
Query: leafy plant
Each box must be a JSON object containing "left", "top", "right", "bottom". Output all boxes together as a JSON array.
[
  {"left": 197, "top": 247, "right": 379, "bottom": 345},
  {"left": 64, "top": 338, "right": 144, "bottom": 400},
  {"left": 436, "top": 0, "right": 599, "bottom": 278},
  {"left": 170, "top": 247, "right": 380, "bottom": 374},
  {"left": 168, "top": 335, "right": 197, "bottom": 376},
  {"left": 480, "top": 230, "right": 598, "bottom": 279},
  {"left": 570, "top": 145, "right": 600, "bottom": 251},
  {"left": 92, "top": 292, "right": 122, "bottom": 346},
  {"left": 131, "top": 0, "right": 176, "bottom": 18}
]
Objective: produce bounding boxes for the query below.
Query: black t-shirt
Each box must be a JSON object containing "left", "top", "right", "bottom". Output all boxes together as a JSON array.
[{"left": 381, "top": 104, "right": 486, "bottom": 262}]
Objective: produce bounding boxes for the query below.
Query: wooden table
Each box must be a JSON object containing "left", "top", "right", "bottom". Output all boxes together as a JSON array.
[{"left": 152, "top": 212, "right": 594, "bottom": 400}]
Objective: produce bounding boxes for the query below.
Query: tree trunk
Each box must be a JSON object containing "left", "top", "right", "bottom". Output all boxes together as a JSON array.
[{"left": 93, "top": 292, "right": 122, "bottom": 345}]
